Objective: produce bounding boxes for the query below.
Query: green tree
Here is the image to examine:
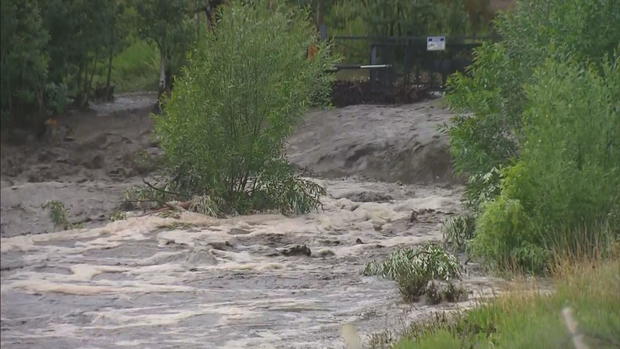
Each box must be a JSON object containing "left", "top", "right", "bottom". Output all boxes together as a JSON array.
[
  {"left": 0, "top": 0, "right": 49, "bottom": 128},
  {"left": 471, "top": 59, "right": 620, "bottom": 271},
  {"left": 134, "top": 0, "right": 196, "bottom": 99},
  {"left": 155, "top": 0, "right": 337, "bottom": 214},
  {"left": 361, "top": 0, "right": 469, "bottom": 37},
  {"left": 101, "top": 1, "right": 133, "bottom": 98},
  {"left": 446, "top": 0, "right": 620, "bottom": 209},
  {"left": 41, "top": 0, "right": 130, "bottom": 106},
  {"left": 445, "top": 0, "right": 620, "bottom": 272}
]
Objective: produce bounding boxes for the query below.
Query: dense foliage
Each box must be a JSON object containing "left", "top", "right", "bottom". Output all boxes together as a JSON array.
[
  {"left": 1, "top": 0, "right": 499, "bottom": 130},
  {"left": 324, "top": 0, "right": 491, "bottom": 64},
  {"left": 0, "top": 0, "right": 49, "bottom": 128},
  {"left": 445, "top": 0, "right": 620, "bottom": 272},
  {"left": 155, "top": 0, "right": 337, "bottom": 214},
  {"left": 0, "top": 0, "right": 204, "bottom": 130},
  {"left": 134, "top": 0, "right": 197, "bottom": 98}
]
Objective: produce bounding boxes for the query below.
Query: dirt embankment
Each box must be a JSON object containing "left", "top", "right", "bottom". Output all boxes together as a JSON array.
[
  {"left": 1, "top": 93, "right": 159, "bottom": 237},
  {"left": 287, "top": 99, "right": 460, "bottom": 185}
]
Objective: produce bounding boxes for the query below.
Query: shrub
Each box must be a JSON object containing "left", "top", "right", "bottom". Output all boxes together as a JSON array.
[
  {"left": 471, "top": 59, "right": 620, "bottom": 272},
  {"left": 111, "top": 40, "right": 159, "bottom": 93},
  {"left": 42, "top": 200, "right": 75, "bottom": 230},
  {"left": 445, "top": 0, "right": 620, "bottom": 272},
  {"left": 446, "top": 0, "right": 620, "bottom": 210},
  {"left": 155, "top": 0, "right": 336, "bottom": 215},
  {"left": 364, "top": 243, "right": 461, "bottom": 302},
  {"left": 109, "top": 210, "right": 127, "bottom": 222},
  {"left": 44, "top": 82, "right": 68, "bottom": 115},
  {"left": 442, "top": 214, "right": 476, "bottom": 252}
]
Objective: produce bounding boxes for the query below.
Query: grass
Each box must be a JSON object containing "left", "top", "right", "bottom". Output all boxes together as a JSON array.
[
  {"left": 389, "top": 257, "right": 620, "bottom": 349},
  {"left": 111, "top": 40, "right": 159, "bottom": 93},
  {"left": 42, "top": 200, "right": 82, "bottom": 230}
]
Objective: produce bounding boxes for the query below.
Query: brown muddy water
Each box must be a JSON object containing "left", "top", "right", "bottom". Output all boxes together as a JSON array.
[{"left": 1, "top": 95, "right": 505, "bottom": 348}]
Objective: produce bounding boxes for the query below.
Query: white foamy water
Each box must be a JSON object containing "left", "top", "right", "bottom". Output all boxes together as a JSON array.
[{"left": 1, "top": 179, "right": 505, "bottom": 348}]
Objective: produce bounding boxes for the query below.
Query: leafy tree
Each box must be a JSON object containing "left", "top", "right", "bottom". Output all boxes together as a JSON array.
[
  {"left": 134, "top": 0, "right": 196, "bottom": 99},
  {"left": 447, "top": 0, "right": 620, "bottom": 209},
  {"left": 40, "top": 0, "right": 130, "bottom": 106},
  {"left": 155, "top": 0, "right": 337, "bottom": 214},
  {"left": 471, "top": 58, "right": 620, "bottom": 272},
  {"left": 446, "top": 0, "right": 620, "bottom": 272},
  {"left": 361, "top": 0, "right": 469, "bottom": 37},
  {"left": 0, "top": 0, "right": 49, "bottom": 128},
  {"left": 101, "top": 1, "right": 133, "bottom": 98}
]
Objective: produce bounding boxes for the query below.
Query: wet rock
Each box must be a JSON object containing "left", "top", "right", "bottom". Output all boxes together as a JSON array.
[
  {"left": 208, "top": 241, "right": 234, "bottom": 251},
  {"left": 316, "top": 249, "right": 335, "bottom": 258},
  {"left": 86, "top": 214, "right": 106, "bottom": 222},
  {"left": 318, "top": 239, "right": 340, "bottom": 246},
  {"left": 84, "top": 154, "right": 104, "bottom": 169},
  {"left": 108, "top": 167, "right": 128, "bottom": 177},
  {"left": 37, "top": 150, "right": 58, "bottom": 162},
  {"left": 279, "top": 244, "right": 311, "bottom": 257},
  {"left": 343, "top": 191, "right": 393, "bottom": 203},
  {"left": 410, "top": 208, "right": 436, "bottom": 223}
]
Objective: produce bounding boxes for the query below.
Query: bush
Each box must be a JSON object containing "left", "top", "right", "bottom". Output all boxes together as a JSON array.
[
  {"left": 445, "top": 0, "right": 620, "bottom": 272},
  {"left": 42, "top": 200, "right": 79, "bottom": 230},
  {"left": 155, "top": 0, "right": 336, "bottom": 215},
  {"left": 471, "top": 194, "right": 548, "bottom": 272},
  {"left": 111, "top": 40, "right": 159, "bottom": 93},
  {"left": 442, "top": 214, "right": 476, "bottom": 252},
  {"left": 364, "top": 243, "right": 462, "bottom": 302},
  {"left": 471, "top": 59, "right": 620, "bottom": 272},
  {"left": 446, "top": 0, "right": 620, "bottom": 209},
  {"left": 44, "top": 82, "right": 69, "bottom": 115}
]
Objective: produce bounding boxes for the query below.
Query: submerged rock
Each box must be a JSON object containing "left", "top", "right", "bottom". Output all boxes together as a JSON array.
[{"left": 279, "top": 244, "right": 312, "bottom": 257}]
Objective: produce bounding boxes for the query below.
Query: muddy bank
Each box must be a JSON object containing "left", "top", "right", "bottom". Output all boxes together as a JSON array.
[
  {"left": 287, "top": 99, "right": 460, "bottom": 185},
  {"left": 1, "top": 93, "right": 159, "bottom": 237},
  {"left": 1, "top": 179, "right": 503, "bottom": 348},
  {"left": 1, "top": 96, "right": 458, "bottom": 238}
]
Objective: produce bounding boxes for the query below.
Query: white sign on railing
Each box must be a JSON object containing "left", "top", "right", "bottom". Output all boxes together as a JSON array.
[{"left": 427, "top": 36, "right": 446, "bottom": 51}]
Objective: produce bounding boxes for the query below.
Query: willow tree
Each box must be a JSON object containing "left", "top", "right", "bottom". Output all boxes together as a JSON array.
[{"left": 155, "top": 0, "right": 337, "bottom": 214}]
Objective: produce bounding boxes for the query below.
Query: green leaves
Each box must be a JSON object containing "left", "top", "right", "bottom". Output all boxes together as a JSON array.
[
  {"left": 446, "top": 0, "right": 620, "bottom": 272},
  {"left": 364, "top": 243, "right": 462, "bottom": 302},
  {"left": 156, "top": 0, "right": 337, "bottom": 215},
  {"left": 471, "top": 59, "right": 620, "bottom": 273},
  {"left": 0, "top": 0, "right": 49, "bottom": 126}
]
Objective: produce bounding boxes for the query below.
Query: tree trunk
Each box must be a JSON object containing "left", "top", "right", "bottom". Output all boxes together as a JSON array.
[
  {"left": 85, "top": 55, "right": 98, "bottom": 107},
  {"left": 315, "top": 0, "right": 324, "bottom": 30},
  {"left": 158, "top": 50, "right": 167, "bottom": 100},
  {"left": 106, "top": 49, "right": 113, "bottom": 100}
]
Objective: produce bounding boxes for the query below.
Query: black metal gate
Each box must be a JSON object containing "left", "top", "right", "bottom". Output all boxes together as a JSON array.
[{"left": 333, "top": 35, "right": 496, "bottom": 93}]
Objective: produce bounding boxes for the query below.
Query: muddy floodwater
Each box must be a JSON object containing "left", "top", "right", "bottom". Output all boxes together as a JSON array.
[{"left": 1, "top": 95, "right": 504, "bottom": 348}]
